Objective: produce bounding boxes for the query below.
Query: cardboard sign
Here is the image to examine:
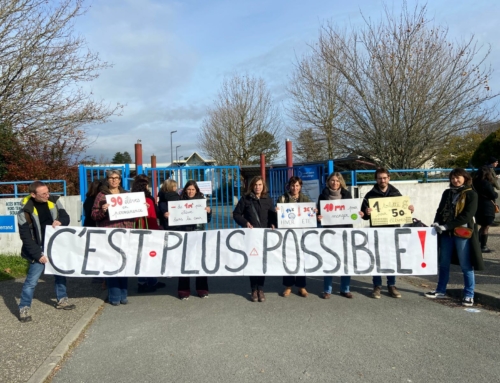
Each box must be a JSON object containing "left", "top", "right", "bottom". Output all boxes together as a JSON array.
[
  {"left": 168, "top": 199, "right": 207, "bottom": 226},
  {"left": 44, "top": 226, "right": 437, "bottom": 277},
  {"left": 197, "top": 181, "right": 213, "bottom": 196},
  {"left": 320, "top": 199, "right": 361, "bottom": 226},
  {"left": 277, "top": 202, "right": 317, "bottom": 228},
  {"left": 368, "top": 196, "right": 413, "bottom": 226},
  {"left": 105, "top": 192, "right": 148, "bottom": 221}
]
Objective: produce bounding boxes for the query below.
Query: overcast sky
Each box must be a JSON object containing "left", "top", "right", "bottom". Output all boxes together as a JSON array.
[{"left": 75, "top": 0, "right": 500, "bottom": 164}]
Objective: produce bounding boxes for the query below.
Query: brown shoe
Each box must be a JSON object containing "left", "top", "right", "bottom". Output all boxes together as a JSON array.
[
  {"left": 322, "top": 292, "right": 331, "bottom": 299},
  {"left": 340, "top": 292, "right": 353, "bottom": 299},
  {"left": 282, "top": 287, "right": 292, "bottom": 297},
  {"left": 251, "top": 290, "right": 258, "bottom": 302},
  {"left": 371, "top": 286, "right": 382, "bottom": 299},
  {"left": 388, "top": 285, "right": 402, "bottom": 298},
  {"left": 257, "top": 290, "right": 266, "bottom": 302},
  {"left": 297, "top": 287, "right": 308, "bottom": 298}
]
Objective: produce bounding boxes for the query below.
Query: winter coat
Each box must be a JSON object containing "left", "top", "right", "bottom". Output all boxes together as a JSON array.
[
  {"left": 176, "top": 192, "right": 212, "bottom": 232},
  {"left": 135, "top": 196, "right": 160, "bottom": 230},
  {"left": 17, "top": 195, "right": 70, "bottom": 262},
  {"left": 83, "top": 196, "right": 97, "bottom": 227},
  {"left": 233, "top": 193, "right": 277, "bottom": 229},
  {"left": 434, "top": 187, "right": 484, "bottom": 271},
  {"left": 360, "top": 184, "right": 402, "bottom": 228},
  {"left": 158, "top": 190, "right": 181, "bottom": 230},
  {"left": 473, "top": 178, "right": 498, "bottom": 219},
  {"left": 317, "top": 187, "right": 354, "bottom": 229}
]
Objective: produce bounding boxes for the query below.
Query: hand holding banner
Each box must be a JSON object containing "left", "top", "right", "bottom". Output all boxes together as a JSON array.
[
  {"left": 277, "top": 202, "right": 317, "bottom": 228},
  {"left": 106, "top": 192, "right": 148, "bottom": 221},
  {"left": 168, "top": 199, "right": 208, "bottom": 226},
  {"left": 320, "top": 199, "right": 361, "bottom": 226},
  {"left": 369, "top": 196, "right": 413, "bottom": 226}
]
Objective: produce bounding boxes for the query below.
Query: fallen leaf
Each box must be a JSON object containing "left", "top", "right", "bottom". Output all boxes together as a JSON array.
[{"left": 4, "top": 268, "right": 11, "bottom": 274}]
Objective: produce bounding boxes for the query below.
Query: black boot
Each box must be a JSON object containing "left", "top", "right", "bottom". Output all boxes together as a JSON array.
[{"left": 481, "top": 234, "right": 492, "bottom": 253}]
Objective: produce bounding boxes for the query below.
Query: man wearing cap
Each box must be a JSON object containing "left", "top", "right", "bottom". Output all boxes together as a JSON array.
[
  {"left": 17, "top": 181, "right": 75, "bottom": 323},
  {"left": 487, "top": 157, "right": 500, "bottom": 190}
]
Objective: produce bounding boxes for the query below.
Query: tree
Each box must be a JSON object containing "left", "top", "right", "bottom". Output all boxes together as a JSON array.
[
  {"left": 471, "top": 128, "right": 500, "bottom": 167},
  {"left": 0, "top": 0, "right": 122, "bottom": 152},
  {"left": 248, "top": 131, "right": 280, "bottom": 164},
  {"left": 199, "top": 75, "right": 282, "bottom": 166},
  {"left": 432, "top": 130, "right": 485, "bottom": 168},
  {"left": 287, "top": 52, "right": 348, "bottom": 161},
  {"left": 111, "top": 151, "right": 132, "bottom": 164},
  {"left": 310, "top": 2, "right": 497, "bottom": 169}
]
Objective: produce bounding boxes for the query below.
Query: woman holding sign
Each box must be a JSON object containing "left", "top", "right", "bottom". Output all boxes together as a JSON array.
[
  {"left": 177, "top": 180, "right": 212, "bottom": 300},
  {"left": 425, "top": 168, "right": 484, "bottom": 307},
  {"left": 158, "top": 179, "right": 181, "bottom": 230},
  {"left": 317, "top": 172, "right": 362, "bottom": 299},
  {"left": 92, "top": 170, "right": 135, "bottom": 306},
  {"left": 278, "top": 176, "right": 312, "bottom": 298},
  {"left": 233, "top": 176, "right": 277, "bottom": 302}
]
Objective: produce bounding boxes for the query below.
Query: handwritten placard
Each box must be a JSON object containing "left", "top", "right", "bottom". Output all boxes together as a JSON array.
[
  {"left": 320, "top": 199, "right": 361, "bottom": 226},
  {"left": 277, "top": 202, "right": 317, "bottom": 228},
  {"left": 168, "top": 199, "right": 207, "bottom": 226},
  {"left": 197, "top": 181, "right": 212, "bottom": 196},
  {"left": 106, "top": 192, "right": 148, "bottom": 221},
  {"left": 369, "top": 196, "right": 412, "bottom": 226}
]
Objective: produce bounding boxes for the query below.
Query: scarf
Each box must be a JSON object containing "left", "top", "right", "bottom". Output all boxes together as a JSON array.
[{"left": 327, "top": 188, "right": 342, "bottom": 200}]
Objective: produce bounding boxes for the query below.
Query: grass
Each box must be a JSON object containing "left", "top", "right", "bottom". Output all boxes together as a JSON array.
[{"left": 0, "top": 254, "right": 29, "bottom": 281}]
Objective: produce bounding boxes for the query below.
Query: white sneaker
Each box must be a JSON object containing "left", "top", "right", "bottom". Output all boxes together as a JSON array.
[
  {"left": 462, "top": 297, "right": 474, "bottom": 307},
  {"left": 424, "top": 291, "right": 446, "bottom": 299}
]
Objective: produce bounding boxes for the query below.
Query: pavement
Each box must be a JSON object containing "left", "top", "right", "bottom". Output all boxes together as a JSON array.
[{"left": 1, "top": 228, "right": 500, "bottom": 383}]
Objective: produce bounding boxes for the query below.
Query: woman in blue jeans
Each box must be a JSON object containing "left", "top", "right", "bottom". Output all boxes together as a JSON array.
[
  {"left": 425, "top": 168, "right": 484, "bottom": 306},
  {"left": 317, "top": 172, "right": 364, "bottom": 299}
]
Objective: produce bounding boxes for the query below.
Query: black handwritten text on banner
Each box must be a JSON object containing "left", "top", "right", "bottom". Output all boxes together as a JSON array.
[{"left": 44, "top": 227, "right": 437, "bottom": 277}]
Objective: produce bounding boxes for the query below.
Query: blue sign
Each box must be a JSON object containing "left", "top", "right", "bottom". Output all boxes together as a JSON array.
[{"left": 0, "top": 215, "right": 16, "bottom": 233}]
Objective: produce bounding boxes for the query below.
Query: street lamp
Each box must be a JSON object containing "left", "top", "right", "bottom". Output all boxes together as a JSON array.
[
  {"left": 170, "top": 130, "right": 177, "bottom": 165},
  {"left": 176, "top": 145, "right": 181, "bottom": 166}
]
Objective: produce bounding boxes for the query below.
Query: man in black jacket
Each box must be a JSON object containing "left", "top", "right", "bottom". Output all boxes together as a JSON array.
[
  {"left": 18, "top": 181, "right": 75, "bottom": 323},
  {"left": 361, "top": 168, "right": 414, "bottom": 299}
]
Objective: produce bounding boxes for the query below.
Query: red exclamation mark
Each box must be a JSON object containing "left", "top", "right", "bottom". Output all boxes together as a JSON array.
[{"left": 418, "top": 231, "right": 427, "bottom": 268}]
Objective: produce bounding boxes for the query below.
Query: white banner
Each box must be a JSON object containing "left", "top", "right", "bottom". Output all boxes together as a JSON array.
[
  {"left": 106, "top": 192, "right": 147, "bottom": 221},
  {"left": 320, "top": 199, "right": 361, "bottom": 226},
  {"left": 277, "top": 202, "right": 317, "bottom": 228},
  {"left": 44, "top": 226, "right": 437, "bottom": 277},
  {"left": 168, "top": 199, "right": 207, "bottom": 226}
]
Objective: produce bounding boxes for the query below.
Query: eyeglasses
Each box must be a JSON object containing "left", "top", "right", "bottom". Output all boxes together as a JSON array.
[
  {"left": 108, "top": 177, "right": 121, "bottom": 180},
  {"left": 377, "top": 177, "right": 389, "bottom": 181}
]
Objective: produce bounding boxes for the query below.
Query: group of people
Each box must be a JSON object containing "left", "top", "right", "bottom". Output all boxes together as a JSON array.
[{"left": 17, "top": 165, "right": 491, "bottom": 322}]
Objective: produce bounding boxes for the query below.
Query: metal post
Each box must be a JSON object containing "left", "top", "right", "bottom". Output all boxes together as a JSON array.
[
  {"left": 135, "top": 141, "right": 143, "bottom": 176},
  {"left": 170, "top": 130, "right": 177, "bottom": 165},
  {"left": 151, "top": 154, "right": 157, "bottom": 200},
  {"left": 260, "top": 153, "right": 266, "bottom": 183},
  {"left": 176, "top": 145, "right": 181, "bottom": 166},
  {"left": 286, "top": 139, "right": 293, "bottom": 179}
]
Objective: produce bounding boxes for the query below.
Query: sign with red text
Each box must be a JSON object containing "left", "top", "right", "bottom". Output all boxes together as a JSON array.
[
  {"left": 168, "top": 199, "right": 207, "bottom": 226},
  {"left": 106, "top": 192, "right": 147, "bottom": 221},
  {"left": 277, "top": 202, "right": 317, "bottom": 228},
  {"left": 369, "top": 196, "right": 413, "bottom": 226},
  {"left": 44, "top": 226, "right": 437, "bottom": 277},
  {"left": 320, "top": 199, "right": 361, "bottom": 226}
]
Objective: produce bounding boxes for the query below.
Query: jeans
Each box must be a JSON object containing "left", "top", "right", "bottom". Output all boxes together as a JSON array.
[
  {"left": 372, "top": 275, "right": 396, "bottom": 287},
  {"left": 283, "top": 276, "right": 306, "bottom": 288},
  {"left": 19, "top": 262, "right": 68, "bottom": 309},
  {"left": 138, "top": 277, "right": 158, "bottom": 287},
  {"left": 107, "top": 277, "right": 128, "bottom": 304},
  {"left": 436, "top": 234, "right": 475, "bottom": 298},
  {"left": 324, "top": 276, "right": 351, "bottom": 294}
]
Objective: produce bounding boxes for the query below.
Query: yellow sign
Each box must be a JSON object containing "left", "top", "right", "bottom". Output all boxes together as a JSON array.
[{"left": 368, "top": 196, "right": 412, "bottom": 226}]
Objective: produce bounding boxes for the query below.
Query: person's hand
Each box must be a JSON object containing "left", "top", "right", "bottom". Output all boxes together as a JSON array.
[
  {"left": 39, "top": 255, "right": 48, "bottom": 264},
  {"left": 164, "top": 212, "right": 170, "bottom": 218},
  {"left": 271, "top": 224, "right": 276, "bottom": 230},
  {"left": 102, "top": 203, "right": 109, "bottom": 212},
  {"left": 275, "top": 207, "right": 280, "bottom": 212},
  {"left": 408, "top": 205, "right": 415, "bottom": 213},
  {"left": 205, "top": 207, "right": 211, "bottom": 214},
  {"left": 359, "top": 211, "right": 364, "bottom": 218},
  {"left": 52, "top": 220, "right": 61, "bottom": 228},
  {"left": 365, "top": 207, "right": 372, "bottom": 216},
  {"left": 317, "top": 215, "right": 323, "bottom": 221},
  {"left": 246, "top": 222, "right": 253, "bottom": 229},
  {"left": 145, "top": 202, "right": 150, "bottom": 208},
  {"left": 431, "top": 223, "right": 446, "bottom": 234}
]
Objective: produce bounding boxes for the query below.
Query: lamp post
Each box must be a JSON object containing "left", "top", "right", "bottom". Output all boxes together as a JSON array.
[
  {"left": 176, "top": 145, "right": 181, "bottom": 166},
  {"left": 170, "top": 130, "right": 177, "bottom": 165}
]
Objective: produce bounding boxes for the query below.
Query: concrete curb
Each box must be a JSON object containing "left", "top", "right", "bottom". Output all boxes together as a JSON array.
[
  {"left": 447, "top": 288, "right": 500, "bottom": 309},
  {"left": 27, "top": 292, "right": 107, "bottom": 383}
]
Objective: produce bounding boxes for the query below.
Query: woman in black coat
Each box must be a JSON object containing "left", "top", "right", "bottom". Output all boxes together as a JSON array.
[
  {"left": 83, "top": 179, "right": 102, "bottom": 227},
  {"left": 233, "top": 176, "right": 277, "bottom": 302},
  {"left": 317, "top": 172, "right": 363, "bottom": 299},
  {"left": 425, "top": 168, "right": 483, "bottom": 307},
  {"left": 175, "top": 180, "right": 212, "bottom": 300},
  {"left": 158, "top": 179, "right": 181, "bottom": 230},
  {"left": 473, "top": 166, "right": 498, "bottom": 253}
]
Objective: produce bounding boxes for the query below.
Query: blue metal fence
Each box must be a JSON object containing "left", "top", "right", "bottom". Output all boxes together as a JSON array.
[
  {"left": 0, "top": 180, "right": 67, "bottom": 198},
  {"left": 78, "top": 164, "right": 131, "bottom": 201}
]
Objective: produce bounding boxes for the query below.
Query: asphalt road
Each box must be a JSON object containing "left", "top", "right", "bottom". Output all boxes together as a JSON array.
[{"left": 51, "top": 275, "right": 500, "bottom": 383}]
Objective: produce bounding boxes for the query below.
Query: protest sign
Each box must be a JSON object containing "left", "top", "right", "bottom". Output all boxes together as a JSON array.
[
  {"left": 277, "top": 202, "right": 317, "bottom": 228},
  {"left": 106, "top": 192, "right": 147, "bottom": 221},
  {"left": 44, "top": 226, "right": 437, "bottom": 277},
  {"left": 368, "top": 196, "right": 413, "bottom": 226},
  {"left": 168, "top": 199, "right": 207, "bottom": 226},
  {"left": 320, "top": 199, "right": 361, "bottom": 226},
  {"left": 197, "top": 181, "right": 212, "bottom": 196}
]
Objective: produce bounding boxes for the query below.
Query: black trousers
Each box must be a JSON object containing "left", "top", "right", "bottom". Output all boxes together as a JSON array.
[
  {"left": 249, "top": 276, "right": 265, "bottom": 290},
  {"left": 283, "top": 276, "right": 306, "bottom": 288},
  {"left": 178, "top": 276, "right": 209, "bottom": 293}
]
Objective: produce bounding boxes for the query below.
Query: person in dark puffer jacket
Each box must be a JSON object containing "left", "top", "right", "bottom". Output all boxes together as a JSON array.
[{"left": 473, "top": 166, "right": 498, "bottom": 253}]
